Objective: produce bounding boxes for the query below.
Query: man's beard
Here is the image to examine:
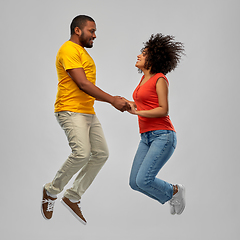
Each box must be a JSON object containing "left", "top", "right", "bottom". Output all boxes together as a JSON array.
[{"left": 80, "top": 32, "right": 93, "bottom": 48}]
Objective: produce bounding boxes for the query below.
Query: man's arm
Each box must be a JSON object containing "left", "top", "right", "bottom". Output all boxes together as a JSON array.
[
  {"left": 127, "top": 78, "right": 169, "bottom": 117},
  {"left": 67, "top": 68, "right": 130, "bottom": 112}
]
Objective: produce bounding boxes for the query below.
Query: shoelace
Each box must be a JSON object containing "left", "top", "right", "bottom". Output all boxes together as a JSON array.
[{"left": 42, "top": 199, "right": 56, "bottom": 212}]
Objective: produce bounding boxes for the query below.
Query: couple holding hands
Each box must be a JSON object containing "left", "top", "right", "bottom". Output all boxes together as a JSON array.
[{"left": 41, "top": 15, "right": 186, "bottom": 225}]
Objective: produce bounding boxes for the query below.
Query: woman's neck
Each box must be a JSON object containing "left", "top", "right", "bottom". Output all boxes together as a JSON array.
[{"left": 142, "top": 69, "right": 155, "bottom": 81}]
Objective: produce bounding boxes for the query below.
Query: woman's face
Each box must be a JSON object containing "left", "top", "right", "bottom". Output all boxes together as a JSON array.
[{"left": 135, "top": 49, "right": 147, "bottom": 70}]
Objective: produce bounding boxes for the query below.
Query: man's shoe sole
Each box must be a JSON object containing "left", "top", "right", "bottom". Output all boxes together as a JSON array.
[{"left": 61, "top": 199, "right": 87, "bottom": 225}]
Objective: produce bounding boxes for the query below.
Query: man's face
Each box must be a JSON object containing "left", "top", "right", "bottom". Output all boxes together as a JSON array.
[{"left": 79, "top": 21, "right": 97, "bottom": 48}]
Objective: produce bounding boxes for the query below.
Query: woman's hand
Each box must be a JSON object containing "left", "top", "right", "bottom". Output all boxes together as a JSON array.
[
  {"left": 127, "top": 102, "right": 138, "bottom": 115},
  {"left": 120, "top": 97, "right": 138, "bottom": 115}
]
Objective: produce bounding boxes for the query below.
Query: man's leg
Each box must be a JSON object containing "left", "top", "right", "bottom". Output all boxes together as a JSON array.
[
  {"left": 42, "top": 112, "right": 92, "bottom": 220},
  {"left": 65, "top": 114, "right": 109, "bottom": 200},
  {"left": 59, "top": 114, "right": 108, "bottom": 224},
  {"left": 45, "top": 112, "right": 92, "bottom": 196}
]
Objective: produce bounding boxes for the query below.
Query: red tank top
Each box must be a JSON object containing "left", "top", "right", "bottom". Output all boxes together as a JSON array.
[{"left": 133, "top": 73, "right": 175, "bottom": 133}]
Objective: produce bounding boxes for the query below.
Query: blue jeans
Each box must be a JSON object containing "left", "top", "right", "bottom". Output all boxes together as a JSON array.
[{"left": 129, "top": 130, "right": 177, "bottom": 204}]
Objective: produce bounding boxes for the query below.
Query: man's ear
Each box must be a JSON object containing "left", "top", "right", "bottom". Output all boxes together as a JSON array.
[{"left": 74, "top": 27, "right": 81, "bottom": 36}]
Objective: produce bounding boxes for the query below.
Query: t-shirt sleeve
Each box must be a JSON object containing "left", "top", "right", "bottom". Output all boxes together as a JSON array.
[{"left": 58, "top": 44, "right": 83, "bottom": 70}]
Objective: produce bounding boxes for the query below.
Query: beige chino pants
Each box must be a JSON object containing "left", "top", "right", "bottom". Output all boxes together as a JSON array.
[{"left": 45, "top": 111, "right": 109, "bottom": 201}]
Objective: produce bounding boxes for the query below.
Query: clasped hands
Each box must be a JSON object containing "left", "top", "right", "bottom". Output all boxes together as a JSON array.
[{"left": 112, "top": 96, "right": 137, "bottom": 114}]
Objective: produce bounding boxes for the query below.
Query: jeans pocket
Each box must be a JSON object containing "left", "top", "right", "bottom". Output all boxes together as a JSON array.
[
  {"left": 55, "top": 111, "right": 72, "bottom": 128},
  {"left": 152, "top": 130, "right": 166, "bottom": 137},
  {"left": 55, "top": 111, "right": 72, "bottom": 117},
  {"left": 151, "top": 130, "right": 177, "bottom": 149},
  {"left": 151, "top": 131, "right": 170, "bottom": 145},
  {"left": 152, "top": 130, "right": 168, "bottom": 137}
]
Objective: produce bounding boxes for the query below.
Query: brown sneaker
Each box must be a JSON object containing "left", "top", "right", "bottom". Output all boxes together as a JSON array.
[
  {"left": 61, "top": 197, "right": 87, "bottom": 225},
  {"left": 41, "top": 186, "right": 57, "bottom": 220}
]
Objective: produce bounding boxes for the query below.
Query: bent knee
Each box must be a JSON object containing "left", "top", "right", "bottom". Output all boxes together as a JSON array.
[
  {"left": 92, "top": 148, "right": 109, "bottom": 162},
  {"left": 129, "top": 179, "right": 139, "bottom": 191},
  {"left": 102, "top": 145, "right": 109, "bottom": 159},
  {"left": 72, "top": 149, "right": 91, "bottom": 161},
  {"left": 103, "top": 148, "right": 109, "bottom": 161},
  {"left": 136, "top": 176, "right": 149, "bottom": 190}
]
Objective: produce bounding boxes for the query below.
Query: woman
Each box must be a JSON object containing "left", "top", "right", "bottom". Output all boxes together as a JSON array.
[{"left": 127, "top": 33, "right": 185, "bottom": 215}]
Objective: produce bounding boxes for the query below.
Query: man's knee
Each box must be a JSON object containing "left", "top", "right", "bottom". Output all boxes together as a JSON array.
[
  {"left": 92, "top": 147, "right": 109, "bottom": 163},
  {"left": 71, "top": 148, "right": 91, "bottom": 162}
]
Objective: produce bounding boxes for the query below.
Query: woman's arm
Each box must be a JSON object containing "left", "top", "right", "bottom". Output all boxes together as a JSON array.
[{"left": 128, "top": 77, "right": 169, "bottom": 118}]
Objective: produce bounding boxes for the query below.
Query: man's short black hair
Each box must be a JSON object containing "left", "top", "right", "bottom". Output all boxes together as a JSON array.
[{"left": 70, "top": 15, "right": 95, "bottom": 35}]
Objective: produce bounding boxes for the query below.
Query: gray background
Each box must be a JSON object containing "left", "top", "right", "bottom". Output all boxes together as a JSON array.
[{"left": 1, "top": 0, "right": 239, "bottom": 239}]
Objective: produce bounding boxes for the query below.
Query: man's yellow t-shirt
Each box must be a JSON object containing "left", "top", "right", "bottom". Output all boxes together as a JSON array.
[{"left": 54, "top": 41, "right": 96, "bottom": 114}]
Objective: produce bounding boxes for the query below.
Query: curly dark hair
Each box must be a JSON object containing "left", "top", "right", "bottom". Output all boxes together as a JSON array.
[{"left": 141, "top": 33, "right": 185, "bottom": 75}]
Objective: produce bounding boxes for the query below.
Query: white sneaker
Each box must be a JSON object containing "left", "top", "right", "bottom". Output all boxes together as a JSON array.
[
  {"left": 169, "top": 199, "right": 176, "bottom": 215},
  {"left": 169, "top": 184, "right": 185, "bottom": 215}
]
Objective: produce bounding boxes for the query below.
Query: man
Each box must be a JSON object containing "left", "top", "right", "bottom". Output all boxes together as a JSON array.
[{"left": 41, "top": 15, "right": 129, "bottom": 225}]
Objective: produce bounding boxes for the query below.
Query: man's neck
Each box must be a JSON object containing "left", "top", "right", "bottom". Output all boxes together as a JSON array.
[{"left": 69, "top": 35, "right": 83, "bottom": 47}]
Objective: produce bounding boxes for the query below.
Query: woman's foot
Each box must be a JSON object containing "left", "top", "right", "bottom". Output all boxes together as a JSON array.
[{"left": 169, "top": 184, "right": 185, "bottom": 215}]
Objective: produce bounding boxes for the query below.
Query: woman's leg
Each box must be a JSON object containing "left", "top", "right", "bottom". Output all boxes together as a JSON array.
[
  {"left": 129, "top": 135, "right": 160, "bottom": 201},
  {"left": 136, "top": 131, "right": 176, "bottom": 204},
  {"left": 130, "top": 131, "right": 177, "bottom": 204}
]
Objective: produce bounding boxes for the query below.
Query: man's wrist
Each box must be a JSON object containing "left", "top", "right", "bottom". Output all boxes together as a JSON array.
[{"left": 108, "top": 95, "right": 115, "bottom": 105}]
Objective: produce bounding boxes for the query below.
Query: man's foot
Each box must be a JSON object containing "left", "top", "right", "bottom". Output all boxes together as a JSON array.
[
  {"left": 61, "top": 197, "right": 87, "bottom": 225},
  {"left": 41, "top": 186, "right": 57, "bottom": 220},
  {"left": 169, "top": 184, "right": 185, "bottom": 215}
]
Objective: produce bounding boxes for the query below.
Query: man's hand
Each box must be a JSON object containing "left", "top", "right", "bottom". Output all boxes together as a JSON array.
[
  {"left": 67, "top": 69, "right": 131, "bottom": 112},
  {"left": 112, "top": 96, "right": 131, "bottom": 112}
]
